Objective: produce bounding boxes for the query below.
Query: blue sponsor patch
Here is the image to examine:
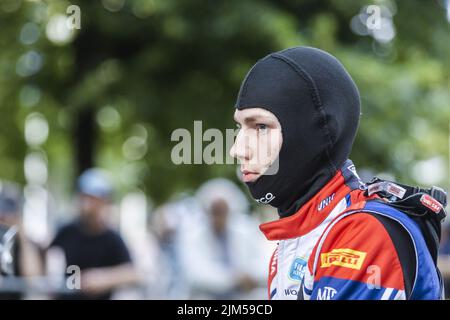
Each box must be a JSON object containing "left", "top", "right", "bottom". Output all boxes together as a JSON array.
[{"left": 288, "top": 257, "right": 307, "bottom": 282}]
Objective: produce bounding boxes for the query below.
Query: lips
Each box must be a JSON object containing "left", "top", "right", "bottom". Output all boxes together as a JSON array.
[{"left": 241, "top": 169, "right": 260, "bottom": 183}]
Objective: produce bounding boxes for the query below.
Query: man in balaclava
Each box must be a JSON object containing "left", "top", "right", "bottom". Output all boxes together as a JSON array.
[{"left": 230, "top": 46, "right": 443, "bottom": 300}]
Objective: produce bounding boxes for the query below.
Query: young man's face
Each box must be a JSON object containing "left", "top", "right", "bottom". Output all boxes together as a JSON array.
[{"left": 230, "top": 108, "right": 283, "bottom": 183}]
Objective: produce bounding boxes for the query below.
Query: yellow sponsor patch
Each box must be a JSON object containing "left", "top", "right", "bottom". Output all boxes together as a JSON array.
[{"left": 320, "top": 248, "right": 367, "bottom": 270}]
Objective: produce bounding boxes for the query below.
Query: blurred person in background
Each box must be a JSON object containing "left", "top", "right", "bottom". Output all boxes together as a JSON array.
[
  {"left": 149, "top": 200, "right": 198, "bottom": 299},
  {"left": 48, "top": 169, "right": 139, "bottom": 299},
  {"left": 0, "top": 181, "right": 44, "bottom": 299},
  {"left": 178, "top": 179, "right": 270, "bottom": 299}
]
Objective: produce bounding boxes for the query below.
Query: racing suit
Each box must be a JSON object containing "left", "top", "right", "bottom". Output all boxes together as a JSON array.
[{"left": 260, "top": 160, "right": 443, "bottom": 300}]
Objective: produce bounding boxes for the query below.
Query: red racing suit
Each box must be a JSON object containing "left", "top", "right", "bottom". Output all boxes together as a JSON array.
[{"left": 260, "top": 160, "right": 443, "bottom": 300}]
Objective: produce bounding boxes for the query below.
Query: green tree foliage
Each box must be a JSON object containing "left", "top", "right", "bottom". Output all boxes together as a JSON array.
[{"left": 0, "top": 0, "right": 449, "bottom": 204}]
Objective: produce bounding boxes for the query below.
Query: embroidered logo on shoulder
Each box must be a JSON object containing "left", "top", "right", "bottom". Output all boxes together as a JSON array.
[
  {"left": 420, "top": 194, "right": 443, "bottom": 213},
  {"left": 347, "top": 164, "right": 363, "bottom": 183},
  {"left": 318, "top": 193, "right": 335, "bottom": 211},
  {"left": 320, "top": 248, "right": 367, "bottom": 270}
]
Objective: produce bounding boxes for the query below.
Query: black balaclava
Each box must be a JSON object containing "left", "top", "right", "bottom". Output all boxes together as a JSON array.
[{"left": 235, "top": 46, "right": 361, "bottom": 217}]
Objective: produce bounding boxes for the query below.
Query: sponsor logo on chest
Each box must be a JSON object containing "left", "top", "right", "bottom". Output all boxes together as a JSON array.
[
  {"left": 288, "top": 257, "right": 307, "bottom": 283},
  {"left": 320, "top": 248, "right": 367, "bottom": 270},
  {"left": 317, "top": 286, "right": 337, "bottom": 300},
  {"left": 318, "top": 193, "right": 336, "bottom": 211}
]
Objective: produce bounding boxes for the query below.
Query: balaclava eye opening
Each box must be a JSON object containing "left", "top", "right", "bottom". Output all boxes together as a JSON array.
[{"left": 235, "top": 46, "right": 361, "bottom": 217}]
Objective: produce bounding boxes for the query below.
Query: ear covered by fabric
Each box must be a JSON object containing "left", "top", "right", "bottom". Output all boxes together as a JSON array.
[{"left": 235, "top": 46, "right": 361, "bottom": 216}]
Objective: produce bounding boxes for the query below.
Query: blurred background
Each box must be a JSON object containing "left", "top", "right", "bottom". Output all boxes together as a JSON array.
[{"left": 0, "top": 0, "right": 449, "bottom": 299}]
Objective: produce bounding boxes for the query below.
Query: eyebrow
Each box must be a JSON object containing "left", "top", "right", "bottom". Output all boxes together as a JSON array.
[{"left": 234, "top": 115, "right": 272, "bottom": 124}]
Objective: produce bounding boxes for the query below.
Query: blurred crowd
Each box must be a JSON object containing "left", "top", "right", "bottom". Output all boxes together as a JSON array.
[
  {"left": 0, "top": 171, "right": 274, "bottom": 300},
  {"left": 2, "top": 168, "right": 450, "bottom": 300}
]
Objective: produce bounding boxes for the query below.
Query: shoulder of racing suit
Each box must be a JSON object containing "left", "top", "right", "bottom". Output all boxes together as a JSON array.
[{"left": 303, "top": 200, "right": 443, "bottom": 300}]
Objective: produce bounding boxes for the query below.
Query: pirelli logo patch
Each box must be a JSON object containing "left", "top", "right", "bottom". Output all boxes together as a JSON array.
[{"left": 320, "top": 248, "right": 367, "bottom": 270}]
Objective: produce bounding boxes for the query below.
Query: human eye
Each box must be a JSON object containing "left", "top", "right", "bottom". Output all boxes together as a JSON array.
[{"left": 256, "top": 123, "right": 268, "bottom": 132}]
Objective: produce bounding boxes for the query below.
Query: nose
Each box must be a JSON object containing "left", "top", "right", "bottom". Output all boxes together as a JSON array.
[{"left": 230, "top": 129, "right": 251, "bottom": 162}]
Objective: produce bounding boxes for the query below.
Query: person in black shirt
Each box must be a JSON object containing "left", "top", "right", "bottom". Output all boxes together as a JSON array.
[{"left": 49, "top": 169, "right": 139, "bottom": 299}]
